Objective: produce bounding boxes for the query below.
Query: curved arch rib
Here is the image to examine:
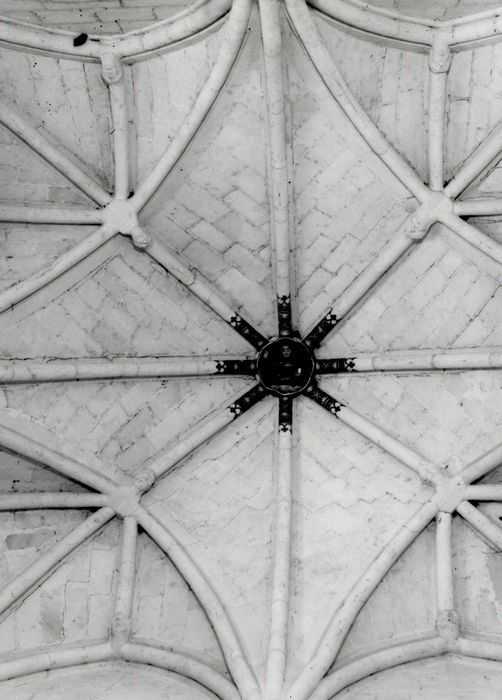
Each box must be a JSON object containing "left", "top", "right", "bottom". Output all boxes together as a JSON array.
[
  {"left": 139, "top": 384, "right": 268, "bottom": 484},
  {"left": 0, "top": 643, "right": 114, "bottom": 682},
  {"left": 336, "top": 402, "right": 438, "bottom": 483},
  {"left": 435, "top": 512, "right": 455, "bottom": 617},
  {"left": 309, "top": 0, "right": 502, "bottom": 50},
  {"left": 303, "top": 216, "right": 416, "bottom": 348},
  {"left": 120, "top": 643, "right": 240, "bottom": 700},
  {"left": 427, "top": 32, "right": 450, "bottom": 190},
  {"left": 445, "top": 121, "right": 502, "bottom": 201},
  {"left": 135, "top": 505, "right": 261, "bottom": 700},
  {"left": 461, "top": 441, "right": 502, "bottom": 484},
  {"left": 284, "top": 0, "right": 429, "bottom": 201},
  {"left": 2, "top": 0, "right": 502, "bottom": 63},
  {"left": 0, "top": 20, "right": 102, "bottom": 59},
  {"left": 286, "top": 500, "right": 438, "bottom": 700},
  {"left": 0, "top": 102, "right": 110, "bottom": 206},
  {"left": 0, "top": 224, "right": 118, "bottom": 315},
  {"left": 306, "top": 384, "right": 438, "bottom": 484},
  {"left": 310, "top": 636, "right": 446, "bottom": 700},
  {"left": 456, "top": 501, "right": 502, "bottom": 551},
  {"left": 102, "top": 0, "right": 232, "bottom": 61},
  {"left": 101, "top": 54, "right": 130, "bottom": 200},
  {"left": 0, "top": 415, "right": 127, "bottom": 494},
  {"left": 444, "top": 115, "right": 502, "bottom": 206},
  {"left": 0, "top": 641, "right": 238, "bottom": 700},
  {"left": 0, "top": 0, "right": 230, "bottom": 61},
  {"left": 144, "top": 236, "right": 268, "bottom": 350},
  {"left": 132, "top": 0, "right": 253, "bottom": 211},
  {"left": 260, "top": 0, "right": 293, "bottom": 337},
  {"left": 283, "top": 0, "right": 502, "bottom": 348},
  {"left": 111, "top": 516, "right": 138, "bottom": 645},
  {"left": 439, "top": 211, "right": 502, "bottom": 267},
  {"left": 0, "top": 507, "right": 115, "bottom": 619},
  {"left": 309, "top": 0, "right": 434, "bottom": 48}
]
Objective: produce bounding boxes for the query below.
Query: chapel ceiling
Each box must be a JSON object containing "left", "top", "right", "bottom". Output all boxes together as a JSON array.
[{"left": 0, "top": 0, "right": 502, "bottom": 699}]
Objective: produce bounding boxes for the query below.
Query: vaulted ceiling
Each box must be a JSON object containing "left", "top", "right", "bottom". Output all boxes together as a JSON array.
[{"left": 1, "top": 1, "right": 502, "bottom": 698}]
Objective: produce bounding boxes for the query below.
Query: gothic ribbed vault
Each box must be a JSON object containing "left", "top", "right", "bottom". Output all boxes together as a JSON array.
[{"left": 1, "top": 0, "right": 502, "bottom": 698}]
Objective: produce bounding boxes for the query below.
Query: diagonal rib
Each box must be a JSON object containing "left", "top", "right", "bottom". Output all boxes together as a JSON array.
[
  {"left": 0, "top": 507, "right": 115, "bottom": 618},
  {"left": 139, "top": 383, "right": 268, "bottom": 484},
  {"left": 0, "top": 225, "right": 117, "bottom": 315},
  {"left": 145, "top": 236, "right": 268, "bottom": 350},
  {"left": 132, "top": 0, "right": 253, "bottom": 211},
  {"left": 0, "top": 101, "right": 111, "bottom": 206}
]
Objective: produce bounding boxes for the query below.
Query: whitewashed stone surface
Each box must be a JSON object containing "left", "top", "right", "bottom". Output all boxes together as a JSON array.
[{"left": 0, "top": 1, "right": 502, "bottom": 699}]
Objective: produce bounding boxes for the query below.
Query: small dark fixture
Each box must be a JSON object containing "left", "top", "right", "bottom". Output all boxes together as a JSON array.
[{"left": 73, "top": 33, "right": 88, "bottom": 47}]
